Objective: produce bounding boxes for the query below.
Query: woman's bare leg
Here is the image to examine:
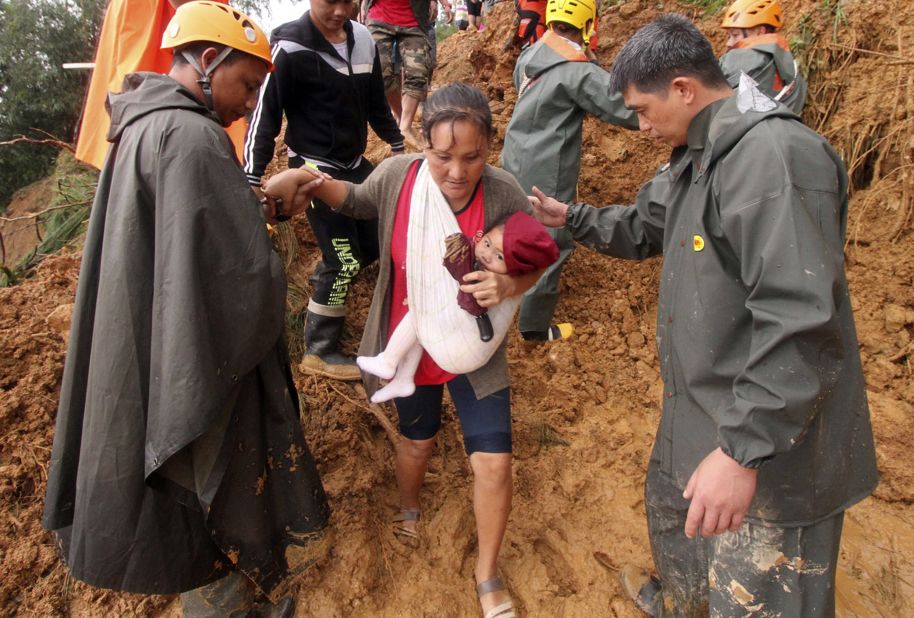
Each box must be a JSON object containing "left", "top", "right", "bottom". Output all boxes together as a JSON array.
[
  {"left": 470, "top": 452, "right": 513, "bottom": 614},
  {"left": 395, "top": 436, "right": 436, "bottom": 535}
]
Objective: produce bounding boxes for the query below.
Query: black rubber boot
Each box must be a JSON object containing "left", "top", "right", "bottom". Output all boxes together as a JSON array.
[
  {"left": 299, "top": 311, "right": 361, "bottom": 381},
  {"left": 520, "top": 322, "right": 575, "bottom": 343}
]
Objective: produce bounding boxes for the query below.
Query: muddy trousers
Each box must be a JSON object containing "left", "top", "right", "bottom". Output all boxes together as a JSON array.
[
  {"left": 291, "top": 156, "right": 379, "bottom": 313},
  {"left": 517, "top": 225, "right": 573, "bottom": 333},
  {"left": 645, "top": 460, "right": 844, "bottom": 618}
]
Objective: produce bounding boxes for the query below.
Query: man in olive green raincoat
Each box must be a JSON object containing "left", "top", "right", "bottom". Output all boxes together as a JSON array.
[{"left": 531, "top": 15, "right": 876, "bottom": 617}]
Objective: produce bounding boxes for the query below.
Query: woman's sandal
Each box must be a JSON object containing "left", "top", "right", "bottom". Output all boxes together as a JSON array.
[
  {"left": 476, "top": 577, "right": 516, "bottom": 618},
  {"left": 391, "top": 509, "right": 420, "bottom": 548}
]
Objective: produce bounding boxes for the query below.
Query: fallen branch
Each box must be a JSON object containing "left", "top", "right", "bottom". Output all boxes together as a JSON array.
[
  {"left": 327, "top": 381, "right": 401, "bottom": 448},
  {"left": 0, "top": 134, "right": 75, "bottom": 154},
  {"left": 827, "top": 43, "right": 914, "bottom": 63},
  {"left": 0, "top": 200, "right": 91, "bottom": 223},
  {"left": 888, "top": 341, "right": 914, "bottom": 363}
]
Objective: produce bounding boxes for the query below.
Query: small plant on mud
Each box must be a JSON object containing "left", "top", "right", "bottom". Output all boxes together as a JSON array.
[
  {"left": 789, "top": 12, "right": 815, "bottom": 73},
  {"left": 819, "top": 0, "right": 847, "bottom": 39},
  {"left": 0, "top": 153, "right": 97, "bottom": 287},
  {"left": 535, "top": 419, "right": 570, "bottom": 448}
]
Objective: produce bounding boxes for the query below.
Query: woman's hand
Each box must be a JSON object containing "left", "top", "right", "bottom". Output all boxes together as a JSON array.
[
  {"left": 262, "top": 168, "right": 330, "bottom": 223},
  {"left": 459, "top": 270, "right": 516, "bottom": 308}
]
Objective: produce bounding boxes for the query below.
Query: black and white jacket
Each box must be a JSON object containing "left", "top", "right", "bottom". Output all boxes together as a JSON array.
[{"left": 244, "top": 13, "right": 403, "bottom": 185}]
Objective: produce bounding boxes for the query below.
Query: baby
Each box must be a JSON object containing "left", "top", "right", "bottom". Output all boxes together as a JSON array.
[{"left": 358, "top": 211, "right": 558, "bottom": 403}]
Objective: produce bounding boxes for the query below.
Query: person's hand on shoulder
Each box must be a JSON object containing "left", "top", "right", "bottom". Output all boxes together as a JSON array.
[
  {"left": 529, "top": 187, "right": 569, "bottom": 228},
  {"left": 682, "top": 447, "right": 758, "bottom": 539}
]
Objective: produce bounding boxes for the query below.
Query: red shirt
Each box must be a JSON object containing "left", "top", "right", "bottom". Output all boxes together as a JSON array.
[
  {"left": 368, "top": 0, "right": 419, "bottom": 28},
  {"left": 388, "top": 161, "right": 486, "bottom": 384}
]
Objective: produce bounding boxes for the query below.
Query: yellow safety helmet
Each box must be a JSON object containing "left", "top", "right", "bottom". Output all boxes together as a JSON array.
[
  {"left": 161, "top": 1, "right": 272, "bottom": 68},
  {"left": 721, "top": 0, "right": 782, "bottom": 30},
  {"left": 546, "top": 0, "right": 597, "bottom": 41}
]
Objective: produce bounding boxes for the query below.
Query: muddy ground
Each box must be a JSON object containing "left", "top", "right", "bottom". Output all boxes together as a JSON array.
[{"left": 1, "top": 0, "right": 912, "bottom": 615}]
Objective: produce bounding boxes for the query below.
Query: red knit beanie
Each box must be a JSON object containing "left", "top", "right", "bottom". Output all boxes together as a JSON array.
[{"left": 501, "top": 211, "right": 559, "bottom": 275}]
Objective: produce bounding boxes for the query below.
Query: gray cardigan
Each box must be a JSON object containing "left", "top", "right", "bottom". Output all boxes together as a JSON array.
[{"left": 338, "top": 154, "right": 532, "bottom": 399}]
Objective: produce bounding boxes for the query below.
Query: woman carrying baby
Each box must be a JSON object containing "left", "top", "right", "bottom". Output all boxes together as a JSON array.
[{"left": 266, "top": 82, "right": 555, "bottom": 618}]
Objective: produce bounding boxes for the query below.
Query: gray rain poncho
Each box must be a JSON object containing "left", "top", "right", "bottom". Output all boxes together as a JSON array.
[{"left": 42, "top": 72, "right": 329, "bottom": 595}]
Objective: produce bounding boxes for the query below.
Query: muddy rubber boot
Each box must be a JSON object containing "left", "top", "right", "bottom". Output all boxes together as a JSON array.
[
  {"left": 299, "top": 311, "right": 361, "bottom": 381},
  {"left": 618, "top": 565, "right": 660, "bottom": 616}
]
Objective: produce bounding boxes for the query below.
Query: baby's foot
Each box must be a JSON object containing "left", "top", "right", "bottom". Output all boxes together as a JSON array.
[
  {"left": 371, "top": 380, "right": 416, "bottom": 403},
  {"left": 357, "top": 354, "right": 396, "bottom": 380}
]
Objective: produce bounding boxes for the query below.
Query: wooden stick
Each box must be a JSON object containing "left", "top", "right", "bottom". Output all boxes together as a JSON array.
[
  {"left": 0, "top": 134, "right": 75, "bottom": 153},
  {"left": 0, "top": 200, "right": 91, "bottom": 223},
  {"left": 327, "top": 381, "right": 401, "bottom": 447},
  {"left": 828, "top": 43, "right": 914, "bottom": 63}
]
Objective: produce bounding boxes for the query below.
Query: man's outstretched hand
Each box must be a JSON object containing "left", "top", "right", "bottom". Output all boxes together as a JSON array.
[
  {"left": 528, "top": 186, "right": 569, "bottom": 228},
  {"left": 683, "top": 447, "right": 758, "bottom": 539}
]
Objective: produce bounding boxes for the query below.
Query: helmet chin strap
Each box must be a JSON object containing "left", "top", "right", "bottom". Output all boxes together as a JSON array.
[{"left": 181, "top": 47, "right": 235, "bottom": 114}]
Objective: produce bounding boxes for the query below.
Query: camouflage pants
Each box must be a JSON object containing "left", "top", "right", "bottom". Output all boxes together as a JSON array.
[
  {"left": 367, "top": 19, "right": 430, "bottom": 100},
  {"left": 645, "top": 460, "right": 844, "bottom": 617}
]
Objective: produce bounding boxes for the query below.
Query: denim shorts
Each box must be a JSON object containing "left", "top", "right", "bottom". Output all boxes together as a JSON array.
[{"left": 393, "top": 374, "right": 511, "bottom": 454}]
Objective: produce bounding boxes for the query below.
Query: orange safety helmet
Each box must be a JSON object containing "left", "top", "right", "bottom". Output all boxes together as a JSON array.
[
  {"left": 161, "top": 1, "right": 273, "bottom": 68},
  {"left": 162, "top": 1, "right": 272, "bottom": 111},
  {"left": 721, "top": 0, "right": 782, "bottom": 30}
]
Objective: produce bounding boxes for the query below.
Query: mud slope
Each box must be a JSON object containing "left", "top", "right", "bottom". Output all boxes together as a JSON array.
[{"left": 1, "top": 0, "right": 912, "bottom": 615}]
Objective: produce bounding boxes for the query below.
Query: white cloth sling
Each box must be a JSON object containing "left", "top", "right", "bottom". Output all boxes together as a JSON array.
[{"left": 405, "top": 161, "right": 521, "bottom": 374}]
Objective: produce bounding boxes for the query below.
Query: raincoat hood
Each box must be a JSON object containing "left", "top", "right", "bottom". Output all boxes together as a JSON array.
[
  {"left": 521, "top": 30, "right": 589, "bottom": 80},
  {"left": 671, "top": 78, "right": 801, "bottom": 182},
  {"left": 731, "top": 33, "right": 799, "bottom": 83},
  {"left": 719, "top": 33, "right": 807, "bottom": 115},
  {"left": 106, "top": 72, "right": 219, "bottom": 142}
]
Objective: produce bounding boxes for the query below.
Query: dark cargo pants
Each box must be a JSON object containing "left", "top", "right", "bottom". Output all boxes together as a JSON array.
[
  {"left": 645, "top": 460, "right": 844, "bottom": 617},
  {"left": 290, "top": 156, "right": 379, "bottom": 316}
]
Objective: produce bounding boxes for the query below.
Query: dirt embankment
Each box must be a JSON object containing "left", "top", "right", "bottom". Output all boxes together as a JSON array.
[{"left": 1, "top": 0, "right": 912, "bottom": 615}]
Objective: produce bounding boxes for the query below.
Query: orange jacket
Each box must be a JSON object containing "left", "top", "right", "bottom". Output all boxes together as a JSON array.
[{"left": 75, "top": 0, "right": 246, "bottom": 169}]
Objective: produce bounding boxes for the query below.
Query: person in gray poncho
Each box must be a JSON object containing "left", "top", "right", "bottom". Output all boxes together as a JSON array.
[
  {"left": 531, "top": 15, "right": 876, "bottom": 617},
  {"left": 41, "top": 3, "right": 329, "bottom": 615}
]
